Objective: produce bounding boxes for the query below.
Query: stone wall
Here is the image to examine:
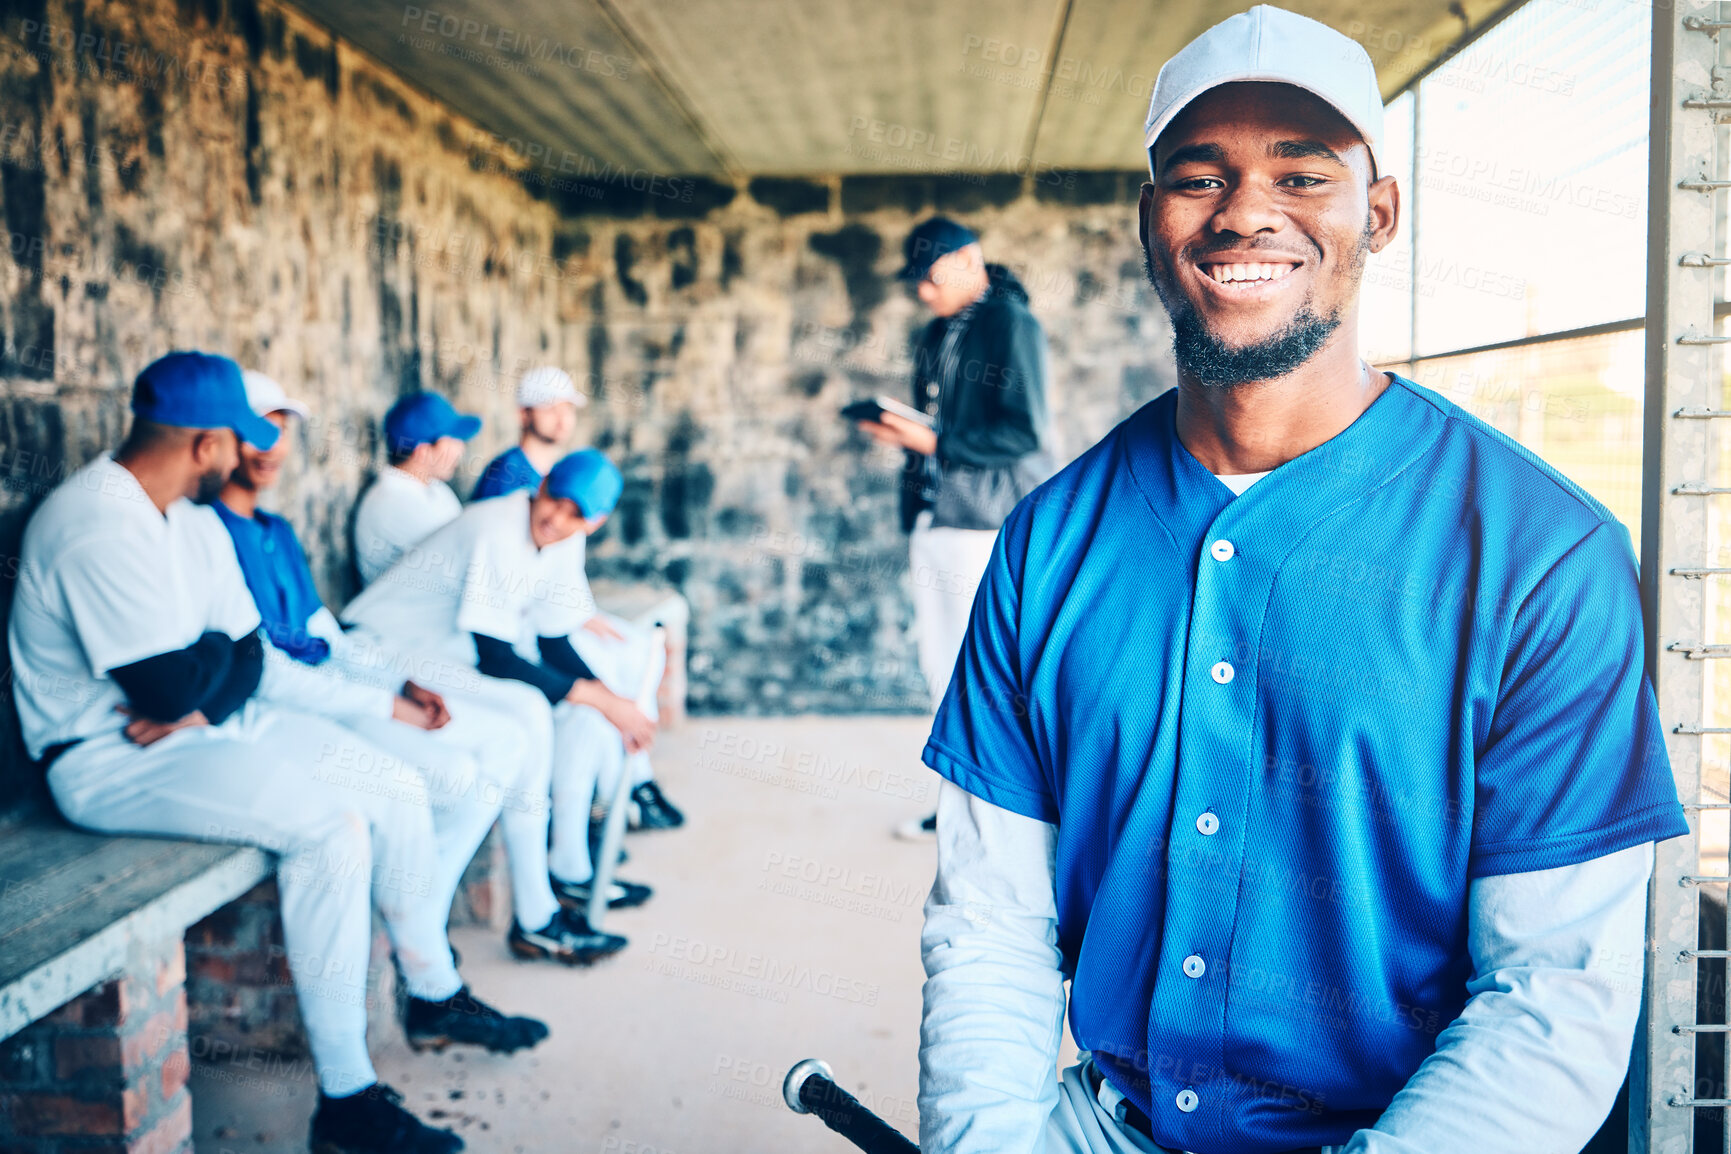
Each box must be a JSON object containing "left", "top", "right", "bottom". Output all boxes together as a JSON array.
[
  {"left": 566, "top": 172, "right": 1175, "bottom": 715},
  {"left": 0, "top": 0, "right": 1177, "bottom": 813}
]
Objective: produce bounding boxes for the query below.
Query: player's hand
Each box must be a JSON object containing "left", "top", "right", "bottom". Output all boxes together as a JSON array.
[
  {"left": 391, "top": 693, "right": 438, "bottom": 730},
  {"left": 119, "top": 708, "right": 208, "bottom": 747},
  {"left": 569, "top": 682, "right": 656, "bottom": 754},
  {"left": 863, "top": 412, "right": 938, "bottom": 455},
  {"left": 581, "top": 616, "right": 626, "bottom": 642},
  {"left": 601, "top": 697, "right": 657, "bottom": 754},
  {"left": 399, "top": 680, "right": 451, "bottom": 729},
  {"left": 857, "top": 418, "right": 902, "bottom": 447}
]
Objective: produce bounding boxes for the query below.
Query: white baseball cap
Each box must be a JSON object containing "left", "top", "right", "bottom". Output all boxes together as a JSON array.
[
  {"left": 241, "top": 369, "right": 310, "bottom": 420},
  {"left": 1143, "top": 5, "right": 1384, "bottom": 177},
  {"left": 517, "top": 365, "right": 588, "bottom": 410}
]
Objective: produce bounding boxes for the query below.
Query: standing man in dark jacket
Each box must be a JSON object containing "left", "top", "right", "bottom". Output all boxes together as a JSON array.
[{"left": 858, "top": 217, "right": 1055, "bottom": 839}]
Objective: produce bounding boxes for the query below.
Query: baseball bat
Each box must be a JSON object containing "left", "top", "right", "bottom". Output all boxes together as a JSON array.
[{"left": 783, "top": 1059, "right": 919, "bottom": 1154}]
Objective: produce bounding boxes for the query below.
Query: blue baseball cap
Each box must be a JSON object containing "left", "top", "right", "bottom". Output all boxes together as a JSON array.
[
  {"left": 383, "top": 391, "right": 482, "bottom": 456},
  {"left": 897, "top": 217, "right": 979, "bottom": 281},
  {"left": 131, "top": 352, "right": 280, "bottom": 450},
  {"left": 544, "top": 449, "right": 623, "bottom": 518}
]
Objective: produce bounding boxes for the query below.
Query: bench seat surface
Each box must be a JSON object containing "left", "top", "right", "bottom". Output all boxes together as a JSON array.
[{"left": 0, "top": 817, "right": 271, "bottom": 1040}]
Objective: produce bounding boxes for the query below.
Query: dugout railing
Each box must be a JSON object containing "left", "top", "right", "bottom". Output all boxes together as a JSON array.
[{"left": 1638, "top": 1, "right": 1731, "bottom": 1149}]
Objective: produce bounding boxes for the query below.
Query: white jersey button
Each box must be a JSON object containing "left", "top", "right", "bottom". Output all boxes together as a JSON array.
[
  {"left": 1196, "top": 812, "right": 1220, "bottom": 836},
  {"left": 1175, "top": 1089, "right": 1200, "bottom": 1113},
  {"left": 1209, "top": 539, "right": 1235, "bottom": 562},
  {"left": 1211, "top": 661, "right": 1234, "bottom": 684},
  {"left": 1183, "top": 954, "right": 1206, "bottom": 978}
]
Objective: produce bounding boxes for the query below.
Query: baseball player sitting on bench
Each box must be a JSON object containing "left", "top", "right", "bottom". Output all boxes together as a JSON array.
[
  {"left": 340, "top": 449, "right": 655, "bottom": 948},
  {"left": 471, "top": 365, "right": 684, "bottom": 832},
  {"left": 918, "top": 9, "right": 1689, "bottom": 1154},
  {"left": 8, "top": 353, "right": 546, "bottom": 1154},
  {"left": 212, "top": 369, "right": 622, "bottom": 966},
  {"left": 353, "top": 390, "right": 477, "bottom": 586}
]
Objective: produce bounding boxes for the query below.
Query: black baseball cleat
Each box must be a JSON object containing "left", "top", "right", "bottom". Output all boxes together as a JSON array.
[
  {"left": 550, "top": 872, "right": 654, "bottom": 911},
  {"left": 508, "top": 906, "right": 629, "bottom": 965},
  {"left": 310, "top": 1083, "right": 462, "bottom": 1154},
  {"left": 403, "top": 987, "right": 549, "bottom": 1054},
  {"left": 588, "top": 814, "right": 628, "bottom": 865},
  {"left": 628, "top": 780, "right": 685, "bottom": 830}
]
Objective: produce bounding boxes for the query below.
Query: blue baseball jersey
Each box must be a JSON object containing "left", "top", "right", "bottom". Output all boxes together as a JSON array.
[
  {"left": 924, "top": 376, "right": 1687, "bottom": 1152},
  {"left": 213, "top": 501, "right": 331, "bottom": 665},
  {"left": 471, "top": 445, "right": 541, "bottom": 501}
]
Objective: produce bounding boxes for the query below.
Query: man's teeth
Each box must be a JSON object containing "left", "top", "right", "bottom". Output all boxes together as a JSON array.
[{"left": 1206, "top": 263, "right": 1296, "bottom": 283}]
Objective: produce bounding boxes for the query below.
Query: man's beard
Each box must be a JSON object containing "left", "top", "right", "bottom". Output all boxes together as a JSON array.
[
  {"left": 1144, "top": 221, "right": 1370, "bottom": 389},
  {"left": 191, "top": 466, "right": 227, "bottom": 505}
]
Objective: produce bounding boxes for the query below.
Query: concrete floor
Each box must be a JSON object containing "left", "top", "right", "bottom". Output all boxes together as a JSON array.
[{"left": 191, "top": 716, "right": 947, "bottom": 1154}]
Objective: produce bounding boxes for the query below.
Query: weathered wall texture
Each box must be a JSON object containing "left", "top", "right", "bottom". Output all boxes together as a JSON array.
[
  {"left": 0, "top": 0, "right": 1175, "bottom": 812},
  {"left": 561, "top": 174, "right": 1174, "bottom": 716},
  {"left": 0, "top": 0, "right": 579, "bottom": 810}
]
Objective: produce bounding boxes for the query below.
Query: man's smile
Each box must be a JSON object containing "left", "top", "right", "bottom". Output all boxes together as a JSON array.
[{"left": 1193, "top": 254, "right": 1306, "bottom": 295}]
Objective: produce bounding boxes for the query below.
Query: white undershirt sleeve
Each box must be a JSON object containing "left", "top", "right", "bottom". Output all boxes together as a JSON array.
[
  {"left": 256, "top": 637, "right": 396, "bottom": 721},
  {"left": 1343, "top": 842, "right": 1652, "bottom": 1154},
  {"left": 920, "top": 779, "right": 1067, "bottom": 1154}
]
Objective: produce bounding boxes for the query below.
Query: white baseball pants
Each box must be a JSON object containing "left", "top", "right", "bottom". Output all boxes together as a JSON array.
[
  {"left": 569, "top": 612, "right": 666, "bottom": 792},
  {"left": 46, "top": 705, "right": 462, "bottom": 1097},
  {"left": 908, "top": 513, "right": 999, "bottom": 708},
  {"left": 342, "top": 636, "right": 565, "bottom": 935}
]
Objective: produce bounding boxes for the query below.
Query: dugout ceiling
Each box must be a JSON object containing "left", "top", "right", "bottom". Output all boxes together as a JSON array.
[{"left": 294, "top": 0, "right": 1510, "bottom": 179}]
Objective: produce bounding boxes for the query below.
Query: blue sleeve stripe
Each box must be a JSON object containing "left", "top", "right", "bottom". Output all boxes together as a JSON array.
[
  {"left": 922, "top": 738, "right": 1059, "bottom": 824},
  {"left": 1468, "top": 800, "right": 1689, "bottom": 878}
]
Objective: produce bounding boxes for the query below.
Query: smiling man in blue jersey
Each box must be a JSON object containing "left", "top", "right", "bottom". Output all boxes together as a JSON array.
[{"left": 916, "top": 8, "right": 1689, "bottom": 1154}]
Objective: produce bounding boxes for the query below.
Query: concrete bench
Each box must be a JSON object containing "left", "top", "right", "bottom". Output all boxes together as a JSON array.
[{"left": 0, "top": 814, "right": 273, "bottom": 1153}]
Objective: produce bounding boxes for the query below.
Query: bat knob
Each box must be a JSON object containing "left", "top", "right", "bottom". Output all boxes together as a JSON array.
[{"left": 783, "top": 1058, "right": 836, "bottom": 1114}]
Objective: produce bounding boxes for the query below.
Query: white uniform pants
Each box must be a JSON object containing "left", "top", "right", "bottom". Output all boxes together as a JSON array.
[
  {"left": 345, "top": 636, "right": 564, "bottom": 934},
  {"left": 47, "top": 706, "right": 461, "bottom": 1097},
  {"left": 1044, "top": 1061, "right": 1341, "bottom": 1154},
  {"left": 908, "top": 513, "right": 999, "bottom": 709},
  {"left": 1046, "top": 1062, "right": 1173, "bottom": 1154},
  {"left": 546, "top": 701, "right": 621, "bottom": 884},
  {"left": 343, "top": 680, "right": 559, "bottom": 935},
  {"left": 569, "top": 612, "right": 666, "bottom": 791}
]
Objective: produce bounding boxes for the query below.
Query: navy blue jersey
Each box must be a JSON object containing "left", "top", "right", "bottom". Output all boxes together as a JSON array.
[
  {"left": 213, "top": 501, "right": 330, "bottom": 665},
  {"left": 472, "top": 445, "right": 541, "bottom": 502}
]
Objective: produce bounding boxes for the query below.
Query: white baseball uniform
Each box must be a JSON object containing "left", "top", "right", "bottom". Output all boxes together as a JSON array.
[
  {"left": 340, "top": 492, "right": 613, "bottom": 885},
  {"left": 293, "top": 606, "right": 561, "bottom": 933},
  {"left": 558, "top": 529, "right": 666, "bottom": 793},
  {"left": 7, "top": 456, "right": 464, "bottom": 1096},
  {"left": 352, "top": 466, "right": 463, "bottom": 586}
]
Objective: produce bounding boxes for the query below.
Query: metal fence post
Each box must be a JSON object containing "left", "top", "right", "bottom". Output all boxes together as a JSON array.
[{"left": 1635, "top": 2, "right": 1722, "bottom": 1150}]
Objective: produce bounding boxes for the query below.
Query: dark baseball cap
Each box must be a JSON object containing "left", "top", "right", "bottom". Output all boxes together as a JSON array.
[
  {"left": 383, "top": 391, "right": 482, "bottom": 455},
  {"left": 131, "top": 352, "right": 281, "bottom": 450},
  {"left": 897, "top": 217, "right": 979, "bottom": 281}
]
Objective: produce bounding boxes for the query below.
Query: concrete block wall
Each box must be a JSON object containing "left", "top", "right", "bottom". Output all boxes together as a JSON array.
[{"left": 0, "top": 0, "right": 1177, "bottom": 815}]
